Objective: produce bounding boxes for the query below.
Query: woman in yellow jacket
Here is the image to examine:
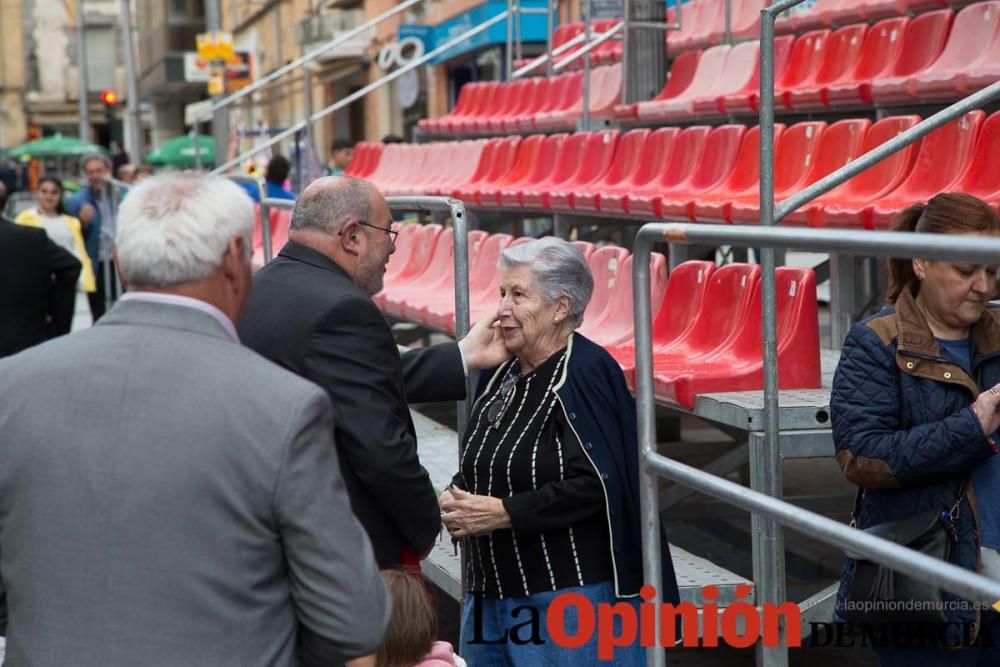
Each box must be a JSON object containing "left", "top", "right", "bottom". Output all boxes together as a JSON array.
[{"left": 15, "top": 176, "right": 96, "bottom": 324}]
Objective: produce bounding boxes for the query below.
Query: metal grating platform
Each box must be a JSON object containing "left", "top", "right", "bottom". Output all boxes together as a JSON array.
[
  {"left": 413, "top": 410, "right": 754, "bottom": 607},
  {"left": 691, "top": 348, "right": 840, "bottom": 432}
]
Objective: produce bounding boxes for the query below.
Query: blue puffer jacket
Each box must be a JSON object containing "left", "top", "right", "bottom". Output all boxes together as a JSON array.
[{"left": 831, "top": 289, "right": 1000, "bottom": 640}]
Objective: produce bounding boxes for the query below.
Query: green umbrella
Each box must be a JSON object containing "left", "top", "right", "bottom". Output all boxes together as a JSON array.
[
  {"left": 4, "top": 134, "right": 109, "bottom": 160},
  {"left": 145, "top": 135, "right": 215, "bottom": 168}
]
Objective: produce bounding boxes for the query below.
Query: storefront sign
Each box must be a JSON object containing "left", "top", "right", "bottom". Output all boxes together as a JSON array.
[{"left": 376, "top": 36, "right": 427, "bottom": 70}]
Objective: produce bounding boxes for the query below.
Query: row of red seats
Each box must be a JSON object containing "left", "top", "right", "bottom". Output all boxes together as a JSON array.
[
  {"left": 617, "top": 4, "right": 1000, "bottom": 120},
  {"left": 357, "top": 109, "right": 1000, "bottom": 228},
  {"left": 777, "top": 0, "right": 981, "bottom": 33},
  {"left": 667, "top": 0, "right": 766, "bottom": 52},
  {"left": 417, "top": 64, "right": 621, "bottom": 136},
  {"left": 374, "top": 225, "right": 821, "bottom": 408}
]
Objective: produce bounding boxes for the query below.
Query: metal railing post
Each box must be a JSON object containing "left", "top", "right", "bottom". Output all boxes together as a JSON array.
[
  {"left": 551, "top": 23, "right": 623, "bottom": 72},
  {"left": 621, "top": 0, "right": 630, "bottom": 102},
  {"left": 545, "top": 0, "right": 555, "bottom": 77},
  {"left": 756, "top": 3, "right": 803, "bottom": 664},
  {"left": 506, "top": 0, "right": 515, "bottom": 80},
  {"left": 724, "top": 0, "right": 732, "bottom": 44},
  {"left": 632, "top": 238, "right": 664, "bottom": 667},
  {"left": 581, "top": 0, "right": 592, "bottom": 128},
  {"left": 211, "top": 13, "right": 509, "bottom": 175}
]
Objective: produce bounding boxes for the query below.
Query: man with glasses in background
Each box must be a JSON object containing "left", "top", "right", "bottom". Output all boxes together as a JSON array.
[{"left": 239, "top": 175, "right": 508, "bottom": 571}]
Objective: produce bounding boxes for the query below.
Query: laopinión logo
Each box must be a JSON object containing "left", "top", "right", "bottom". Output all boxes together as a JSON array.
[{"left": 468, "top": 584, "right": 803, "bottom": 660}]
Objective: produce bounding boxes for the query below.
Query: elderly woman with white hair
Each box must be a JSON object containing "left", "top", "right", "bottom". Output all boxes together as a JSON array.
[{"left": 440, "top": 237, "right": 681, "bottom": 664}]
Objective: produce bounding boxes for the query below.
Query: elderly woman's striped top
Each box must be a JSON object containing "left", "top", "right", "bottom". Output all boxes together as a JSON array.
[{"left": 456, "top": 346, "right": 612, "bottom": 598}]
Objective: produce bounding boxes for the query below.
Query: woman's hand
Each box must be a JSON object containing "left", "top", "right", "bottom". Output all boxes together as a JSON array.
[
  {"left": 972, "top": 383, "right": 1000, "bottom": 436},
  {"left": 440, "top": 486, "right": 512, "bottom": 538}
]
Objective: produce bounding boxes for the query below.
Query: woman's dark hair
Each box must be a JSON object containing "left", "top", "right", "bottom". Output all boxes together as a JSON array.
[
  {"left": 37, "top": 176, "right": 66, "bottom": 215},
  {"left": 886, "top": 192, "right": 1000, "bottom": 304},
  {"left": 375, "top": 570, "right": 436, "bottom": 667}
]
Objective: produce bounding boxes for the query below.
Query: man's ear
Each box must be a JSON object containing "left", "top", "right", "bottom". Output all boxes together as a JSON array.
[
  {"left": 338, "top": 220, "right": 362, "bottom": 257},
  {"left": 112, "top": 248, "right": 128, "bottom": 291},
  {"left": 223, "top": 236, "right": 245, "bottom": 281}
]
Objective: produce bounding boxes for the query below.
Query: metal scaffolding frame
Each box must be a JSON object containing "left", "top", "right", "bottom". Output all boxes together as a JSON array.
[
  {"left": 628, "top": 0, "right": 1000, "bottom": 662},
  {"left": 211, "top": 13, "right": 509, "bottom": 175}
]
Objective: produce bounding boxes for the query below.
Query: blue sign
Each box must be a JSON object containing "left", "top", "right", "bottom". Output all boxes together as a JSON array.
[{"left": 399, "top": 0, "right": 554, "bottom": 64}]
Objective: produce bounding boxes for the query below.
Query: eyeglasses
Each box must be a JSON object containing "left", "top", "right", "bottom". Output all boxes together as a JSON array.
[{"left": 355, "top": 220, "right": 399, "bottom": 243}]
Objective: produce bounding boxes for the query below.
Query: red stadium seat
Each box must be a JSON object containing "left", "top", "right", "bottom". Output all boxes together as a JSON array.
[
  {"left": 484, "top": 133, "right": 566, "bottom": 207},
  {"left": 504, "top": 78, "right": 553, "bottom": 132},
  {"left": 528, "top": 72, "right": 584, "bottom": 131},
  {"left": 728, "top": 120, "right": 830, "bottom": 224},
  {"left": 607, "top": 260, "right": 716, "bottom": 372},
  {"left": 787, "top": 23, "right": 867, "bottom": 110},
  {"left": 518, "top": 74, "right": 572, "bottom": 131},
  {"left": 825, "top": 17, "right": 908, "bottom": 107},
  {"left": 692, "top": 40, "right": 761, "bottom": 115},
  {"left": 909, "top": 1, "right": 1000, "bottom": 100},
  {"left": 636, "top": 45, "right": 731, "bottom": 121},
  {"left": 757, "top": 119, "right": 870, "bottom": 226},
  {"left": 580, "top": 245, "right": 631, "bottom": 328},
  {"left": 797, "top": 115, "right": 923, "bottom": 228},
  {"left": 653, "top": 124, "right": 748, "bottom": 220},
  {"left": 958, "top": 8, "right": 1000, "bottom": 94},
  {"left": 536, "top": 65, "right": 622, "bottom": 130},
  {"left": 690, "top": 124, "right": 785, "bottom": 222},
  {"left": 624, "top": 126, "right": 712, "bottom": 217},
  {"left": 791, "top": 0, "right": 849, "bottom": 32},
  {"left": 614, "top": 50, "right": 701, "bottom": 121},
  {"left": 598, "top": 128, "right": 679, "bottom": 214},
  {"left": 681, "top": 0, "right": 725, "bottom": 52},
  {"left": 668, "top": 0, "right": 711, "bottom": 51},
  {"left": 467, "top": 134, "right": 549, "bottom": 206},
  {"left": 452, "top": 136, "right": 521, "bottom": 202},
  {"left": 626, "top": 263, "right": 760, "bottom": 387},
  {"left": 546, "top": 130, "right": 620, "bottom": 210},
  {"left": 868, "top": 111, "right": 985, "bottom": 229},
  {"left": 578, "top": 253, "right": 668, "bottom": 348},
  {"left": 652, "top": 267, "right": 821, "bottom": 409},
  {"left": 382, "top": 228, "right": 457, "bottom": 318},
  {"left": 510, "top": 132, "right": 590, "bottom": 208},
  {"left": 251, "top": 207, "right": 293, "bottom": 270},
  {"left": 344, "top": 142, "right": 381, "bottom": 178},
  {"left": 422, "top": 233, "right": 512, "bottom": 334},
  {"left": 771, "top": 30, "right": 832, "bottom": 111},
  {"left": 572, "top": 240, "right": 596, "bottom": 259},
  {"left": 475, "top": 79, "right": 532, "bottom": 134},
  {"left": 374, "top": 223, "right": 443, "bottom": 309},
  {"left": 381, "top": 223, "right": 422, "bottom": 283},
  {"left": 448, "top": 83, "right": 501, "bottom": 134},
  {"left": 731, "top": 0, "right": 766, "bottom": 40},
  {"left": 398, "top": 230, "right": 488, "bottom": 322},
  {"left": 426, "top": 139, "right": 495, "bottom": 197},
  {"left": 870, "top": 9, "right": 954, "bottom": 104},
  {"left": 570, "top": 128, "right": 650, "bottom": 211},
  {"left": 419, "top": 83, "right": 483, "bottom": 135},
  {"left": 556, "top": 19, "right": 617, "bottom": 68},
  {"left": 939, "top": 110, "right": 1000, "bottom": 207},
  {"left": 718, "top": 36, "right": 795, "bottom": 115}
]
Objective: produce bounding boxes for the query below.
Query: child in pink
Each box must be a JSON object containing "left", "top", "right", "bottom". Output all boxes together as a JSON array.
[{"left": 347, "top": 570, "right": 467, "bottom": 667}]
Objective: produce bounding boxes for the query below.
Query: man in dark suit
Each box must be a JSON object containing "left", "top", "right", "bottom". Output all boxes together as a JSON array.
[
  {"left": 239, "top": 175, "right": 507, "bottom": 569},
  {"left": 0, "top": 221, "right": 81, "bottom": 358}
]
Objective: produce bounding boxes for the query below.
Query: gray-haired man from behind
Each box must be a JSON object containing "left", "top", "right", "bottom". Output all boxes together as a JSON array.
[{"left": 0, "top": 174, "right": 390, "bottom": 666}]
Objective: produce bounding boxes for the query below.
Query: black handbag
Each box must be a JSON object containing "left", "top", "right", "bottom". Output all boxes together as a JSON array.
[{"left": 842, "top": 482, "right": 965, "bottom": 625}]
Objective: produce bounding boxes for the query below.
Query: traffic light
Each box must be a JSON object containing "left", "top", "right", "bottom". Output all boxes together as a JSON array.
[{"left": 100, "top": 89, "right": 119, "bottom": 106}]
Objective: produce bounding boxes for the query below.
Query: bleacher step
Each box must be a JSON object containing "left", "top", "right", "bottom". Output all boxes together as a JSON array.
[{"left": 412, "top": 408, "right": 754, "bottom": 610}]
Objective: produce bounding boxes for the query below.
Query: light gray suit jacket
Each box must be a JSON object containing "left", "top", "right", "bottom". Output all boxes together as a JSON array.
[{"left": 0, "top": 299, "right": 390, "bottom": 666}]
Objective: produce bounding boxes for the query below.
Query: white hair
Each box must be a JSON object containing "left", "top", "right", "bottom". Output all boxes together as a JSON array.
[
  {"left": 499, "top": 237, "right": 594, "bottom": 327},
  {"left": 115, "top": 173, "right": 254, "bottom": 288}
]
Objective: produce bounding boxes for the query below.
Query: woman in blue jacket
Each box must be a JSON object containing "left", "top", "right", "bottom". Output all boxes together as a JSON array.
[
  {"left": 831, "top": 193, "right": 1000, "bottom": 666},
  {"left": 439, "top": 238, "right": 680, "bottom": 665}
]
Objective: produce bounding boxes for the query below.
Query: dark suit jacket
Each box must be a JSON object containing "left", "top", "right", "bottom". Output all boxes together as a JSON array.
[
  {"left": 239, "top": 240, "right": 467, "bottom": 568},
  {"left": 0, "top": 222, "right": 81, "bottom": 358}
]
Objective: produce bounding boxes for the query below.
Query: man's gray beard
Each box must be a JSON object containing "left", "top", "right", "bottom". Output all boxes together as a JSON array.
[{"left": 358, "top": 257, "right": 386, "bottom": 296}]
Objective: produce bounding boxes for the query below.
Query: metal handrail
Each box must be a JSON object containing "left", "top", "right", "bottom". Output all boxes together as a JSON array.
[
  {"left": 551, "top": 20, "right": 623, "bottom": 73},
  {"left": 211, "top": 12, "right": 509, "bottom": 175},
  {"left": 192, "top": 0, "right": 425, "bottom": 168},
  {"left": 633, "top": 225, "right": 1000, "bottom": 667},
  {"left": 511, "top": 30, "right": 590, "bottom": 79}
]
